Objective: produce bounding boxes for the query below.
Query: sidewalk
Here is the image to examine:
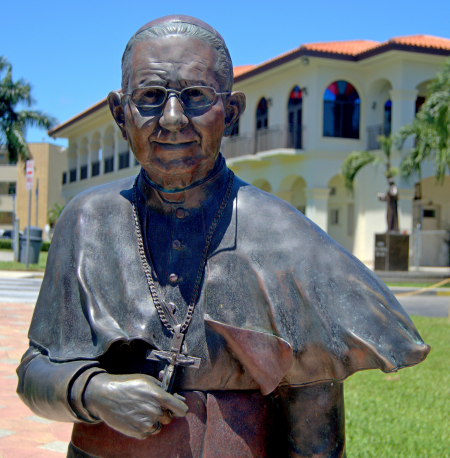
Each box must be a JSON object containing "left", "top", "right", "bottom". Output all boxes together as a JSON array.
[
  {"left": 0, "top": 271, "right": 43, "bottom": 279},
  {"left": 0, "top": 301, "right": 72, "bottom": 457}
]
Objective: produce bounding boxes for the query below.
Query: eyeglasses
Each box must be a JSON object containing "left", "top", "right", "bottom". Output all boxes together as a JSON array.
[{"left": 123, "top": 86, "right": 229, "bottom": 110}]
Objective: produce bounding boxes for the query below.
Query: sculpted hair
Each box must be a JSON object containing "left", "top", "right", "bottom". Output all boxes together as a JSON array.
[{"left": 121, "top": 22, "right": 234, "bottom": 93}]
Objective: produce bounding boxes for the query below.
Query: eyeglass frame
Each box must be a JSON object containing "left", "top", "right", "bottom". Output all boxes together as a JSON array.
[{"left": 122, "top": 85, "right": 230, "bottom": 111}]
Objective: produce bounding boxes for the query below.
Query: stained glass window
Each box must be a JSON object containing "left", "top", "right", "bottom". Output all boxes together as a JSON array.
[
  {"left": 288, "top": 86, "right": 302, "bottom": 106},
  {"left": 323, "top": 81, "right": 360, "bottom": 139}
]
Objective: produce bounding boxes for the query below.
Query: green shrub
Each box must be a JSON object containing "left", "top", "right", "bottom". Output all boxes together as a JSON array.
[
  {"left": 0, "top": 239, "right": 12, "bottom": 249},
  {"left": 41, "top": 241, "right": 51, "bottom": 252}
]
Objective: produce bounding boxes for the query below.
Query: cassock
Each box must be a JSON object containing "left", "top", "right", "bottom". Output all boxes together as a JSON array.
[{"left": 17, "top": 156, "right": 429, "bottom": 458}]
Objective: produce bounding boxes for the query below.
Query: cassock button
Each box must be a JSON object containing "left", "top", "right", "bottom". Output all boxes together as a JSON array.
[
  {"left": 176, "top": 208, "right": 185, "bottom": 219},
  {"left": 169, "top": 273, "right": 179, "bottom": 283},
  {"left": 172, "top": 240, "right": 181, "bottom": 249}
]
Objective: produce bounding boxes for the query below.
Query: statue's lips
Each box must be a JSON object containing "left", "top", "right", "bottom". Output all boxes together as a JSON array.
[{"left": 153, "top": 141, "right": 198, "bottom": 151}]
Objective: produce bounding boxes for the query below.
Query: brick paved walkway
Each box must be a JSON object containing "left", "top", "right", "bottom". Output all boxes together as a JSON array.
[{"left": 0, "top": 301, "right": 72, "bottom": 457}]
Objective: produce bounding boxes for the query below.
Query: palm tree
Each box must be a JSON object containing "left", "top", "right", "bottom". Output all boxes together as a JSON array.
[
  {"left": 341, "top": 134, "right": 397, "bottom": 192},
  {"left": 341, "top": 135, "right": 400, "bottom": 232},
  {"left": 0, "top": 56, "right": 56, "bottom": 163},
  {"left": 47, "top": 203, "right": 65, "bottom": 228},
  {"left": 397, "top": 57, "right": 450, "bottom": 183}
]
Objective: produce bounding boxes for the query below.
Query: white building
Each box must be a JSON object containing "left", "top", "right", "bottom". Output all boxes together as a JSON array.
[{"left": 49, "top": 34, "right": 450, "bottom": 266}]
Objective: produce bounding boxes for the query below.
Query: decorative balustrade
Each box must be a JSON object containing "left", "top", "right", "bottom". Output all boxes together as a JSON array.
[{"left": 221, "top": 124, "right": 304, "bottom": 160}]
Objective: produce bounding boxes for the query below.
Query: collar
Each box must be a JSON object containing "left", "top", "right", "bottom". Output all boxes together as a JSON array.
[{"left": 137, "top": 154, "right": 229, "bottom": 212}]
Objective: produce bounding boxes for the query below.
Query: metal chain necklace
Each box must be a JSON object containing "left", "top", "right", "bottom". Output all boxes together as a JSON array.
[{"left": 131, "top": 169, "right": 234, "bottom": 394}]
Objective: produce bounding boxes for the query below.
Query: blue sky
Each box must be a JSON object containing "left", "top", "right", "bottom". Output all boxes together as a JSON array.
[{"left": 2, "top": 0, "right": 450, "bottom": 147}]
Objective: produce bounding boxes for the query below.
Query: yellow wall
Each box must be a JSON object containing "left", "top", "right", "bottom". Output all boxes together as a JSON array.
[{"left": 16, "top": 143, "right": 67, "bottom": 231}]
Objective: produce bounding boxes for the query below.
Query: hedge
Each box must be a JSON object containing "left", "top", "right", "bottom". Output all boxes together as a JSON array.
[
  {"left": 0, "top": 239, "right": 50, "bottom": 251},
  {"left": 0, "top": 239, "right": 12, "bottom": 249}
]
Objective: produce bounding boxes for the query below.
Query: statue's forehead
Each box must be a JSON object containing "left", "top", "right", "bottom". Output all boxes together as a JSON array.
[
  {"left": 129, "top": 36, "right": 219, "bottom": 86},
  {"left": 134, "top": 14, "right": 224, "bottom": 42}
]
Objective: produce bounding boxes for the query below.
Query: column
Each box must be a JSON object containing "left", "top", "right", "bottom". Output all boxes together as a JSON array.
[
  {"left": 89, "top": 141, "right": 99, "bottom": 177},
  {"left": 87, "top": 148, "right": 91, "bottom": 179},
  {"left": 305, "top": 188, "right": 330, "bottom": 232},
  {"left": 389, "top": 89, "right": 418, "bottom": 149},
  {"left": 76, "top": 150, "right": 81, "bottom": 182},
  {"left": 398, "top": 188, "right": 415, "bottom": 234},
  {"left": 113, "top": 132, "right": 120, "bottom": 172},
  {"left": 129, "top": 145, "right": 136, "bottom": 168}
]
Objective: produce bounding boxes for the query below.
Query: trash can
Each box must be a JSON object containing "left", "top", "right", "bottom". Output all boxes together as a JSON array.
[{"left": 19, "top": 226, "right": 43, "bottom": 264}]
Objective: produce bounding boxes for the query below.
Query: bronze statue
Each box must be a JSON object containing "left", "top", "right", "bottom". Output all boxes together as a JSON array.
[
  {"left": 17, "top": 15, "right": 429, "bottom": 458},
  {"left": 377, "top": 176, "right": 399, "bottom": 232}
]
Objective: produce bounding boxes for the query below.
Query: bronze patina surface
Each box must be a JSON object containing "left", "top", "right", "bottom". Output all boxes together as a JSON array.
[{"left": 17, "top": 15, "right": 429, "bottom": 458}]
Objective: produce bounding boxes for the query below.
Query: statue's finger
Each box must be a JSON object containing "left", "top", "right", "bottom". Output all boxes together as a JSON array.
[{"left": 159, "top": 392, "right": 189, "bottom": 417}]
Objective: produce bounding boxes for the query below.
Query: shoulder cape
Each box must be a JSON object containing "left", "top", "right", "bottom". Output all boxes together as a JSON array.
[{"left": 29, "top": 173, "right": 429, "bottom": 393}]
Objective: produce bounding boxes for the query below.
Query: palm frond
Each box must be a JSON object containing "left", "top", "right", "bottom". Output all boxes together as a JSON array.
[
  {"left": 17, "top": 110, "right": 56, "bottom": 130},
  {"left": 5, "top": 124, "right": 29, "bottom": 162},
  {"left": 341, "top": 151, "right": 377, "bottom": 191},
  {"left": 0, "top": 58, "right": 55, "bottom": 163},
  {"left": 398, "top": 57, "right": 450, "bottom": 183}
]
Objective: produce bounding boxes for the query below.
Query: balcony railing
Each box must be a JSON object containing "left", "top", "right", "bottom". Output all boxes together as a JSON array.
[
  {"left": 80, "top": 165, "right": 88, "bottom": 180},
  {"left": 367, "top": 123, "right": 391, "bottom": 150},
  {"left": 92, "top": 161, "right": 100, "bottom": 177},
  {"left": 119, "top": 151, "right": 130, "bottom": 170},
  {"left": 221, "top": 124, "right": 303, "bottom": 160},
  {"left": 104, "top": 157, "right": 114, "bottom": 174}
]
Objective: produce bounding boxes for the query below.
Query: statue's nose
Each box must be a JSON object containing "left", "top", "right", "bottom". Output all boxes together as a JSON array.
[{"left": 159, "top": 95, "right": 189, "bottom": 132}]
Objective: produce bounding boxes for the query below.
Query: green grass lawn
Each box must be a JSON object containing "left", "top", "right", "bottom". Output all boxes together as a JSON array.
[
  {"left": 345, "top": 316, "right": 450, "bottom": 457},
  {"left": 0, "top": 251, "right": 47, "bottom": 271},
  {"left": 385, "top": 282, "right": 450, "bottom": 288}
]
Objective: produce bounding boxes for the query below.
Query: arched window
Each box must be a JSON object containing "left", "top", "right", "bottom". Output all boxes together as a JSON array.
[
  {"left": 323, "top": 81, "right": 360, "bottom": 139},
  {"left": 256, "top": 98, "right": 268, "bottom": 130},
  {"left": 288, "top": 86, "right": 303, "bottom": 148},
  {"left": 384, "top": 100, "right": 392, "bottom": 136}
]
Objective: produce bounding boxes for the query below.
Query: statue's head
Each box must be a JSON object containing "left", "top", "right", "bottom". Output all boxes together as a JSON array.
[{"left": 108, "top": 15, "right": 246, "bottom": 190}]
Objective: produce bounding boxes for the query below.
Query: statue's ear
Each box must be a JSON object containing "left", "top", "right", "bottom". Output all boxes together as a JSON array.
[
  {"left": 224, "top": 91, "right": 246, "bottom": 137},
  {"left": 107, "top": 91, "right": 127, "bottom": 141}
]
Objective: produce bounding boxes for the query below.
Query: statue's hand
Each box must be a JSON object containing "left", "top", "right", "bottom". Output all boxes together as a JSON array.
[{"left": 83, "top": 373, "right": 188, "bottom": 439}]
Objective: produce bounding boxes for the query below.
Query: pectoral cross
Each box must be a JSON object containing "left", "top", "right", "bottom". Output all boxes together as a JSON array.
[{"left": 147, "top": 324, "right": 201, "bottom": 393}]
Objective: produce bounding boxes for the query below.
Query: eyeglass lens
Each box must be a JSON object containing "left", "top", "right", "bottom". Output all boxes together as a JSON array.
[{"left": 131, "top": 87, "right": 218, "bottom": 109}]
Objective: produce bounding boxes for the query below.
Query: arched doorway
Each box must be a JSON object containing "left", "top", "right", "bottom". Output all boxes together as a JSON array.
[
  {"left": 288, "top": 86, "right": 302, "bottom": 149},
  {"left": 252, "top": 179, "right": 271, "bottom": 193}
]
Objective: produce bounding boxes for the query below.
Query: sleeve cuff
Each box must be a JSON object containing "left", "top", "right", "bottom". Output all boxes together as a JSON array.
[{"left": 69, "top": 367, "right": 107, "bottom": 423}]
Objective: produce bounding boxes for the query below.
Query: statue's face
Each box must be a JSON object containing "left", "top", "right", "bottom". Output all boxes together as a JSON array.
[{"left": 121, "top": 35, "right": 230, "bottom": 189}]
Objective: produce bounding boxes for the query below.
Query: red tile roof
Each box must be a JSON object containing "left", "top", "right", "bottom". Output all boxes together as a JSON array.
[
  {"left": 233, "top": 65, "right": 255, "bottom": 77},
  {"left": 49, "top": 34, "right": 450, "bottom": 137},
  {"left": 388, "top": 34, "right": 450, "bottom": 50},
  {"left": 302, "top": 39, "right": 379, "bottom": 55}
]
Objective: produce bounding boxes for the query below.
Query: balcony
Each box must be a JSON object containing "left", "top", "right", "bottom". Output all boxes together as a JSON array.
[
  {"left": 0, "top": 194, "right": 14, "bottom": 212},
  {"left": 367, "top": 123, "right": 391, "bottom": 150},
  {"left": 0, "top": 164, "right": 18, "bottom": 183},
  {"left": 221, "top": 124, "right": 303, "bottom": 160}
]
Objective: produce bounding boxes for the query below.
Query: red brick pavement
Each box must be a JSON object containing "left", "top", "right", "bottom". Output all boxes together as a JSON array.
[{"left": 0, "top": 302, "right": 72, "bottom": 457}]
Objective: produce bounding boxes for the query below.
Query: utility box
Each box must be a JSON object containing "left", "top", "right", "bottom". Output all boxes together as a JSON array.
[
  {"left": 19, "top": 226, "right": 43, "bottom": 265},
  {"left": 374, "top": 233, "right": 410, "bottom": 271}
]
